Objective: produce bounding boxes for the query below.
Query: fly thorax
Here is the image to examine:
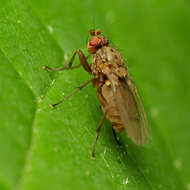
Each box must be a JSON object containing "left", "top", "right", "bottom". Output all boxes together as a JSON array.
[
  {"left": 96, "top": 46, "right": 124, "bottom": 66},
  {"left": 91, "top": 55, "right": 98, "bottom": 75}
]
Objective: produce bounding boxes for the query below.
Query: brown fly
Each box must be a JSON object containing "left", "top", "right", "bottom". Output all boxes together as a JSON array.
[{"left": 43, "top": 29, "right": 149, "bottom": 158}]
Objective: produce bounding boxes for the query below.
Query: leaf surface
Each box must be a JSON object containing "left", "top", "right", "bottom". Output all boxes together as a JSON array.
[{"left": 0, "top": 0, "right": 190, "bottom": 189}]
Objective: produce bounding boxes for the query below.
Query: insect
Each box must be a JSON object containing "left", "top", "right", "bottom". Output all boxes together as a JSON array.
[{"left": 43, "top": 29, "right": 149, "bottom": 158}]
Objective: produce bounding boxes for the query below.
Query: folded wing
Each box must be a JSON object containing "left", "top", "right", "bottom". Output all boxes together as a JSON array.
[{"left": 106, "top": 70, "right": 149, "bottom": 145}]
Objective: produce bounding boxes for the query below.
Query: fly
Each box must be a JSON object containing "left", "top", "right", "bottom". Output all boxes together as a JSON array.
[{"left": 43, "top": 29, "right": 149, "bottom": 158}]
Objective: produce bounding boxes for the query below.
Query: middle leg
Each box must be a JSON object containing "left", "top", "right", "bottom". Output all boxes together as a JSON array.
[
  {"left": 51, "top": 77, "right": 94, "bottom": 107},
  {"left": 91, "top": 112, "right": 107, "bottom": 159}
]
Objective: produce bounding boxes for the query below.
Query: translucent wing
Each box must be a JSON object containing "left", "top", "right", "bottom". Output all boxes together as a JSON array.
[{"left": 107, "top": 70, "right": 149, "bottom": 145}]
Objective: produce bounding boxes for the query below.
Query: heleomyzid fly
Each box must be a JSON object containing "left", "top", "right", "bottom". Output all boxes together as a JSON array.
[{"left": 43, "top": 29, "right": 149, "bottom": 158}]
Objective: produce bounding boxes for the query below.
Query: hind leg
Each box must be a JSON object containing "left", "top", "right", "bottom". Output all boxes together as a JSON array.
[{"left": 112, "top": 127, "right": 123, "bottom": 147}]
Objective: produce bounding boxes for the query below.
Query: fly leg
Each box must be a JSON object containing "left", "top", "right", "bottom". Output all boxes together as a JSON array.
[
  {"left": 43, "top": 50, "right": 93, "bottom": 107},
  {"left": 77, "top": 50, "right": 91, "bottom": 73},
  {"left": 112, "top": 128, "right": 123, "bottom": 147},
  {"left": 91, "top": 112, "right": 107, "bottom": 159},
  {"left": 51, "top": 78, "right": 94, "bottom": 107},
  {"left": 43, "top": 50, "right": 91, "bottom": 73}
]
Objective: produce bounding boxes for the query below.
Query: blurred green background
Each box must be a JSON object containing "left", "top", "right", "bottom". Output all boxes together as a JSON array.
[{"left": 0, "top": 0, "right": 190, "bottom": 189}]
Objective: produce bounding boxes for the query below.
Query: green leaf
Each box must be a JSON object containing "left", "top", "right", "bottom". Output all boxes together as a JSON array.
[{"left": 0, "top": 0, "right": 190, "bottom": 190}]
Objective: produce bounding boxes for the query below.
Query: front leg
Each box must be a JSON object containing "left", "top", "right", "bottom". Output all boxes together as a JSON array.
[{"left": 43, "top": 50, "right": 91, "bottom": 74}]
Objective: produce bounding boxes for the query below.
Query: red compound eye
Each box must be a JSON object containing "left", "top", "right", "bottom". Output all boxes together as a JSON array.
[
  {"left": 89, "top": 37, "right": 99, "bottom": 46},
  {"left": 90, "top": 29, "right": 95, "bottom": 36},
  {"left": 96, "top": 29, "right": 101, "bottom": 35}
]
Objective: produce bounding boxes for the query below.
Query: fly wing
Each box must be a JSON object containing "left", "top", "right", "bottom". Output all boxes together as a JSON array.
[
  {"left": 126, "top": 69, "right": 149, "bottom": 144},
  {"left": 106, "top": 71, "right": 149, "bottom": 145}
]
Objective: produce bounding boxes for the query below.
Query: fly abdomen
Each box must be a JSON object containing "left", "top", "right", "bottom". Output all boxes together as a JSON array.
[{"left": 97, "top": 83, "right": 125, "bottom": 133}]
